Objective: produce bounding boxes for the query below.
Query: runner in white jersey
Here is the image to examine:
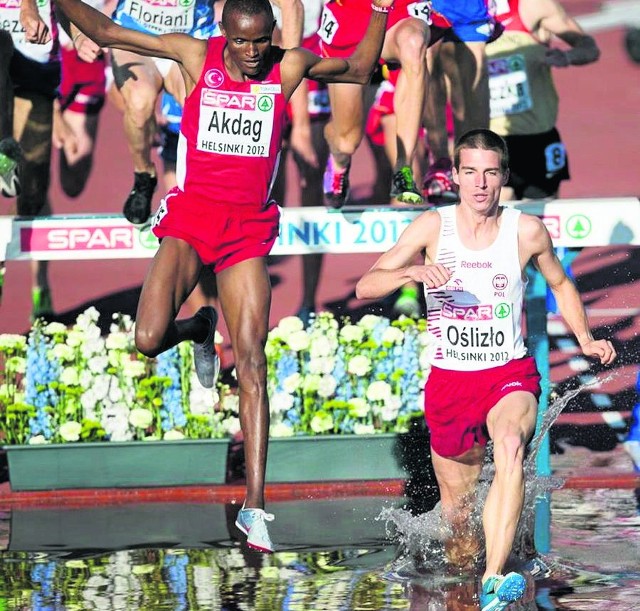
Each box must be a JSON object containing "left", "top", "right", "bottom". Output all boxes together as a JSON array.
[
  {"left": 0, "top": 0, "right": 59, "bottom": 318},
  {"left": 356, "top": 129, "right": 616, "bottom": 611}
]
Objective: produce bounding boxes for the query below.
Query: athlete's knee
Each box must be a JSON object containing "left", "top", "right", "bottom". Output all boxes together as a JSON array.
[
  {"left": 493, "top": 432, "right": 526, "bottom": 472},
  {"left": 121, "top": 84, "right": 158, "bottom": 123},
  {"left": 397, "top": 32, "right": 429, "bottom": 76},
  {"left": 134, "top": 321, "right": 164, "bottom": 358}
]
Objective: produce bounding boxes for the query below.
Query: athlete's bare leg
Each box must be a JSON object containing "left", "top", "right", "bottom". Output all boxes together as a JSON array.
[
  {"left": 431, "top": 445, "right": 484, "bottom": 567},
  {"left": 380, "top": 17, "right": 429, "bottom": 171},
  {"left": 110, "top": 49, "right": 162, "bottom": 176},
  {"left": 216, "top": 257, "right": 272, "bottom": 509},
  {"left": 294, "top": 119, "right": 329, "bottom": 313},
  {"left": 13, "top": 91, "right": 54, "bottom": 316},
  {"left": 54, "top": 105, "right": 101, "bottom": 197},
  {"left": 483, "top": 391, "right": 537, "bottom": 580},
  {"left": 135, "top": 237, "right": 208, "bottom": 357},
  {"left": 324, "top": 82, "right": 365, "bottom": 171}
]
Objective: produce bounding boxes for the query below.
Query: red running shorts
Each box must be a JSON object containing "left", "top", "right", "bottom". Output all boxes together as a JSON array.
[
  {"left": 59, "top": 47, "right": 106, "bottom": 115},
  {"left": 152, "top": 187, "right": 281, "bottom": 273},
  {"left": 424, "top": 356, "right": 541, "bottom": 458}
]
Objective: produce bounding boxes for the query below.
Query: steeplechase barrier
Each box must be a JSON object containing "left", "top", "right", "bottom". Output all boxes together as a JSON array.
[{"left": 1, "top": 197, "right": 639, "bottom": 482}]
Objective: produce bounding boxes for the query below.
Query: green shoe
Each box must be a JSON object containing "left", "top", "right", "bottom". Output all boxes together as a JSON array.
[
  {"left": 390, "top": 166, "right": 423, "bottom": 204},
  {"left": 0, "top": 137, "right": 22, "bottom": 198},
  {"left": 31, "top": 287, "right": 53, "bottom": 322},
  {"left": 393, "top": 285, "right": 421, "bottom": 318}
]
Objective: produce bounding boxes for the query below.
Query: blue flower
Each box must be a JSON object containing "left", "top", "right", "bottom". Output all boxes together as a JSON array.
[{"left": 157, "top": 347, "right": 186, "bottom": 431}]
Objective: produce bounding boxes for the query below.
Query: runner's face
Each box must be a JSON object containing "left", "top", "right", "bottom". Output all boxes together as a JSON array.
[
  {"left": 222, "top": 13, "right": 274, "bottom": 77},
  {"left": 452, "top": 148, "right": 508, "bottom": 211}
]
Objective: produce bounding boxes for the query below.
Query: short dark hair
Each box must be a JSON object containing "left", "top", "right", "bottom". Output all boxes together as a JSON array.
[
  {"left": 453, "top": 129, "right": 509, "bottom": 173},
  {"left": 221, "top": 0, "right": 274, "bottom": 29}
]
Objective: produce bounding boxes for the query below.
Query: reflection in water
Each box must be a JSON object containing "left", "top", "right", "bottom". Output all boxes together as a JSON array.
[
  {"left": 1, "top": 379, "right": 638, "bottom": 609},
  {"left": 0, "top": 487, "right": 639, "bottom": 610}
]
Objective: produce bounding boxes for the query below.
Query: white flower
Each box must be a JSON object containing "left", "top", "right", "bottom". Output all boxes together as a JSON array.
[
  {"left": 349, "top": 397, "right": 370, "bottom": 418},
  {"left": 0, "top": 334, "right": 26, "bottom": 350},
  {"left": 277, "top": 315, "right": 305, "bottom": 337},
  {"left": 129, "top": 408, "right": 153, "bottom": 429},
  {"left": 4, "top": 356, "right": 26, "bottom": 374},
  {"left": 28, "top": 435, "right": 48, "bottom": 445},
  {"left": 222, "top": 416, "right": 241, "bottom": 436},
  {"left": 418, "top": 330, "right": 431, "bottom": 346},
  {"left": 189, "top": 375, "right": 218, "bottom": 415},
  {"left": 282, "top": 373, "right": 302, "bottom": 393},
  {"left": 354, "top": 423, "right": 376, "bottom": 435},
  {"left": 59, "top": 421, "right": 82, "bottom": 442},
  {"left": 88, "top": 355, "right": 109, "bottom": 374},
  {"left": 108, "top": 381, "right": 124, "bottom": 403},
  {"left": 382, "top": 326, "right": 404, "bottom": 344},
  {"left": 164, "top": 430, "right": 185, "bottom": 441},
  {"left": 105, "top": 331, "right": 130, "bottom": 350},
  {"left": 43, "top": 322, "right": 67, "bottom": 335},
  {"left": 310, "top": 412, "right": 334, "bottom": 433},
  {"left": 51, "top": 343, "right": 75, "bottom": 362},
  {"left": 358, "top": 314, "right": 384, "bottom": 331},
  {"left": 60, "top": 366, "right": 80, "bottom": 386},
  {"left": 340, "top": 324, "right": 365, "bottom": 343},
  {"left": 419, "top": 345, "right": 434, "bottom": 371},
  {"left": 308, "top": 356, "right": 335, "bottom": 375},
  {"left": 347, "top": 354, "right": 371, "bottom": 377},
  {"left": 65, "top": 329, "right": 87, "bottom": 347},
  {"left": 308, "top": 334, "right": 335, "bottom": 358},
  {"left": 270, "top": 423, "right": 295, "bottom": 437},
  {"left": 221, "top": 393, "right": 239, "bottom": 414},
  {"left": 76, "top": 307, "right": 100, "bottom": 329},
  {"left": 366, "top": 380, "right": 392, "bottom": 402},
  {"left": 317, "top": 375, "right": 337, "bottom": 398},
  {"left": 270, "top": 391, "right": 294, "bottom": 414},
  {"left": 121, "top": 358, "right": 146, "bottom": 379},
  {"left": 380, "top": 395, "right": 402, "bottom": 421},
  {"left": 287, "top": 329, "right": 311, "bottom": 352}
]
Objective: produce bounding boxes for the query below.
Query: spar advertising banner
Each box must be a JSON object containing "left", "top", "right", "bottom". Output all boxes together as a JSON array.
[{"left": 2, "top": 198, "right": 639, "bottom": 260}]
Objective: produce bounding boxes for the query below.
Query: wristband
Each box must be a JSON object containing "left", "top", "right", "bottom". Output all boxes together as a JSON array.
[
  {"left": 73, "top": 32, "right": 83, "bottom": 46},
  {"left": 371, "top": 3, "right": 391, "bottom": 12}
]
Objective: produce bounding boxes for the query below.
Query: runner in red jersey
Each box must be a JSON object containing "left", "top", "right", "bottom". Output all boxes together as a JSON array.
[
  {"left": 319, "top": 0, "right": 434, "bottom": 206},
  {"left": 56, "top": 0, "right": 394, "bottom": 553}
]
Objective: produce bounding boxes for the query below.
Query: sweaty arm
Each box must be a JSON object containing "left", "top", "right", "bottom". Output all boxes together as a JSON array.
[
  {"left": 356, "top": 211, "right": 451, "bottom": 299},
  {"left": 525, "top": 215, "right": 616, "bottom": 365}
]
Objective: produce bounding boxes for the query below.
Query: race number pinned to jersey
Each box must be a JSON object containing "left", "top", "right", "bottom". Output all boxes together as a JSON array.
[
  {"left": 407, "top": 1, "right": 431, "bottom": 24},
  {"left": 318, "top": 4, "right": 338, "bottom": 45},
  {"left": 198, "top": 89, "right": 275, "bottom": 157},
  {"left": 488, "top": 54, "right": 532, "bottom": 118}
]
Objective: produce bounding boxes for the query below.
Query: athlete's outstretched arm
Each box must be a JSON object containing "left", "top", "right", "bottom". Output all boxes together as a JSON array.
[
  {"left": 525, "top": 215, "right": 616, "bottom": 365},
  {"left": 54, "top": 0, "right": 203, "bottom": 67}
]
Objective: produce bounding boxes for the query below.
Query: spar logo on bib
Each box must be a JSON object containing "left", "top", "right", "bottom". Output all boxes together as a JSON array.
[{"left": 204, "top": 69, "right": 224, "bottom": 89}]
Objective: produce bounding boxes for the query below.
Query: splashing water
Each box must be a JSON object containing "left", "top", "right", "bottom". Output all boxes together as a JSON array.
[{"left": 379, "top": 373, "right": 617, "bottom": 580}]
